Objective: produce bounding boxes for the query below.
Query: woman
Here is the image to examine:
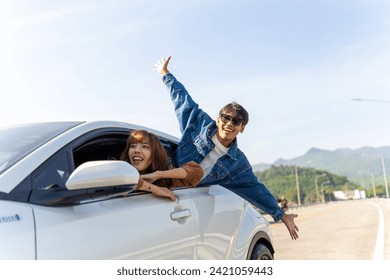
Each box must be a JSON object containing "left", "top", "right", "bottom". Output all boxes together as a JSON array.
[{"left": 120, "top": 130, "right": 204, "bottom": 201}]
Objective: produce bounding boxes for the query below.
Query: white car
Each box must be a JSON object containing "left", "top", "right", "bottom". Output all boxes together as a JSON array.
[{"left": 0, "top": 121, "right": 274, "bottom": 260}]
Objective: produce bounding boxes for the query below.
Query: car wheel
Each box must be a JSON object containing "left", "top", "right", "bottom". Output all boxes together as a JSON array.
[{"left": 250, "top": 243, "right": 274, "bottom": 260}]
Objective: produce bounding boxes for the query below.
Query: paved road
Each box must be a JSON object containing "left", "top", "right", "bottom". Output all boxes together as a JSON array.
[{"left": 266, "top": 198, "right": 390, "bottom": 260}]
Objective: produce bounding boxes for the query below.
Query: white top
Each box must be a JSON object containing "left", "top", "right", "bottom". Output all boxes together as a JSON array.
[{"left": 199, "top": 133, "right": 229, "bottom": 180}]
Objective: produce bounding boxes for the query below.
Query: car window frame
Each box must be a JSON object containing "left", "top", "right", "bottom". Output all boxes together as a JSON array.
[{"left": 23, "top": 127, "right": 181, "bottom": 206}]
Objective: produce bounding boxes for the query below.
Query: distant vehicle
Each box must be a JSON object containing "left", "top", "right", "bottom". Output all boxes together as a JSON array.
[{"left": 0, "top": 121, "right": 274, "bottom": 260}]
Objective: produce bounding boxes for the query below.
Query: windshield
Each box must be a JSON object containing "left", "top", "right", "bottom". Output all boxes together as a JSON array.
[{"left": 0, "top": 122, "right": 81, "bottom": 174}]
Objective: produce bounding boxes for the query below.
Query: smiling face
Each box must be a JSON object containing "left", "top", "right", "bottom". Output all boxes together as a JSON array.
[
  {"left": 128, "top": 141, "right": 152, "bottom": 173},
  {"left": 121, "top": 130, "right": 171, "bottom": 177},
  {"left": 215, "top": 102, "right": 249, "bottom": 148},
  {"left": 216, "top": 112, "right": 246, "bottom": 148}
]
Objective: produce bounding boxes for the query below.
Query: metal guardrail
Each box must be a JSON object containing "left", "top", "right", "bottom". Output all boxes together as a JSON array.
[{"left": 254, "top": 198, "right": 389, "bottom": 217}]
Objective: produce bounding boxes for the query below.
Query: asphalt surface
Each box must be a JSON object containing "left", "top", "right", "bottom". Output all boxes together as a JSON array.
[{"left": 266, "top": 198, "right": 390, "bottom": 260}]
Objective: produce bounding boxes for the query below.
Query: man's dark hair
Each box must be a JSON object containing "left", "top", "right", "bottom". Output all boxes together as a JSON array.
[{"left": 219, "top": 101, "right": 249, "bottom": 125}]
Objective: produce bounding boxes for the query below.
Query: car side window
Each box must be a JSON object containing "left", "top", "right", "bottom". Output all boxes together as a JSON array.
[
  {"left": 28, "top": 130, "right": 179, "bottom": 206},
  {"left": 30, "top": 132, "right": 178, "bottom": 192},
  {"left": 32, "top": 152, "right": 71, "bottom": 191},
  {"left": 72, "top": 133, "right": 128, "bottom": 168}
]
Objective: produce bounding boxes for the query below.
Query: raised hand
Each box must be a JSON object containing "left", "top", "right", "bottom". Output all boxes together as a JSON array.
[{"left": 154, "top": 56, "right": 171, "bottom": 76}]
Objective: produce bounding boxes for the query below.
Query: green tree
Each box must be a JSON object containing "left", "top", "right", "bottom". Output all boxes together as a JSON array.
[{"left": 255, "top": 165, "right": 359, "bottom": 204}]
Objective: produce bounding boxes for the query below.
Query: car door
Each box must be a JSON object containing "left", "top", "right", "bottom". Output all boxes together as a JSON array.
[
  {"left": 31, "top": 190, "right": 197, "bottom": 259},
  {"left": 28, "top": 130, "right": 198, "bottom": 259},
  {"left": 190, "top": 185, "right": 247, "bottom": 259}
]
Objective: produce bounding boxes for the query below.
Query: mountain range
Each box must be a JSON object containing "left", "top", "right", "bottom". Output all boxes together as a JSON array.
[{"left": 252, "top": 146, "right": 390, "bottom": 187}]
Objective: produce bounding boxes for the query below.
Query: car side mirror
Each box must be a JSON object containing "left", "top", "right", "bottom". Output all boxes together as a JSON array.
[{"left": 66, "top": 160, "right": 139, "bottom": 190}]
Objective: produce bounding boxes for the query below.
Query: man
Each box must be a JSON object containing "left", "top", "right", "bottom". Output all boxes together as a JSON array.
[{"left": 155, "top": 56, "right": 299, "bottom": 239}]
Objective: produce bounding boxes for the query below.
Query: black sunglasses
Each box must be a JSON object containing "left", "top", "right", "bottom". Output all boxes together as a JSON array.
[{"left": 219, "top": 114, "right": 243, "bottom": 126}]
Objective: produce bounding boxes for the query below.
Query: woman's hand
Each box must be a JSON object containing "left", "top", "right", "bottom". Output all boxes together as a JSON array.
[
  {"left": 141, "top": 171, "right": 162, "bottom": 183},
  {"left": 152, "top": 186, "right": 175, "bottom": 202},
  {"left": 136, "top": 179, "right": 175, "bottom": 202},
  {"left": 141, "top": 172, "right": 160, "bottom": 183}
]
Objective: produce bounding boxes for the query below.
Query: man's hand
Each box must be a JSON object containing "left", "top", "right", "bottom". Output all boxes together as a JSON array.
[
  {"left": 154, "top": 56, "right": 171, "bottom": 76},
  {"left": 281, "top": 213, "right": 299, "bottom": 240}
]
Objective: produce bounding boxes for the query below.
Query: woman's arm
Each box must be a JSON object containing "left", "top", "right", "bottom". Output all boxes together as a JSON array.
[
  {"left": 141, "top": 167, "right": 188, "bottom": 183},
  {"left": 141, "top": 161, "right": 204, "bottom": 188},
  {"left": 135, "top": 178, "right": 175, "bottom": 201}
]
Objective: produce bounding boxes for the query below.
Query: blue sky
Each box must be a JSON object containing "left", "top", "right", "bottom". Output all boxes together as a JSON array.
[{"left": 1, "top": 0, "right": 390, "bottom": 164}]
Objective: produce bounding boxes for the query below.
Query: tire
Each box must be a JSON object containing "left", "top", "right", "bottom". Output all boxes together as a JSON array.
[{"left": 250, "top": 243, "right": 274, "bottom": 260}]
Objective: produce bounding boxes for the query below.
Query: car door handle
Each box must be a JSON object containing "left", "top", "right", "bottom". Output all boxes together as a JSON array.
[{"left": 170, "top": 208, "right": 191, "bottom": 221}]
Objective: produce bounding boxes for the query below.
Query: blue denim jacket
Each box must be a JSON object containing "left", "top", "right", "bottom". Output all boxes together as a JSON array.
[{"left": 163, "top": 73, "right": 284, "bottom": 221}]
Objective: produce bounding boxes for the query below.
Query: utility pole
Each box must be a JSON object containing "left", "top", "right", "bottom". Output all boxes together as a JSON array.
[
  {"left": 371, "top": 173, "right": 377, "bottom": 198},
  {"left": 315, "top": 174, "right": 326, "bottom": 203},
  {"left": 381, "top": 156, "right": 389, "bottom": 199},
  {"left": 295, "top": 165, "right": 301, "bottom": 205}
]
